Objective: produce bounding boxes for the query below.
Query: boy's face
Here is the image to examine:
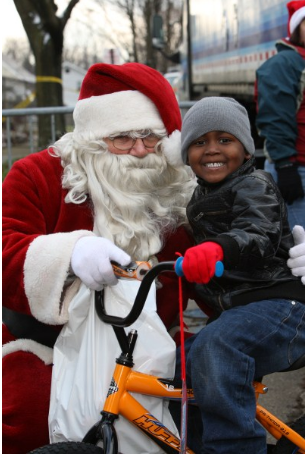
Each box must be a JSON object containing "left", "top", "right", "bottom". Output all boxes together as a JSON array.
[{"left": 187, "top": 131, "right": 251, "bottom": 183}]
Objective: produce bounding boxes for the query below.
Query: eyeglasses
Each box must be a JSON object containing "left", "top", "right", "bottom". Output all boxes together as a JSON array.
[{"left": 108, "top": 135, "right": 160, "bottom": 151}]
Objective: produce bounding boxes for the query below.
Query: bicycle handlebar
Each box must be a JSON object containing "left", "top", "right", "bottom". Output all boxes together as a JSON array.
[
  {"left": 95, "top": 261, "right": 176, "bottom": 327},
  {"left": 95, "top": 258, "right": 224, "bottom": 328}
]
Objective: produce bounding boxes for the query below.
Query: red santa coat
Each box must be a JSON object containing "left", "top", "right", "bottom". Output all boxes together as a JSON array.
[{"left": 2, "top": 149, "right": 202, "bottom": 454}]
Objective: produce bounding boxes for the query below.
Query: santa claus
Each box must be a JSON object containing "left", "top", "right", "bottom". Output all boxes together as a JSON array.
[
  {"left": 2, "top": 62, "right": 199, "bottom": 454},
  {"left": 2, "top": 62, "right": 305, "bottom": 454}
]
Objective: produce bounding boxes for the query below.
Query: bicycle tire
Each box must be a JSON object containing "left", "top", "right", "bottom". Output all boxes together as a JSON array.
[
  {"left": 271, "top": 414, "right": 305, "bottom": 454},
  {"left": 28, "top": 441, "right": 104, "bottom": 454}
]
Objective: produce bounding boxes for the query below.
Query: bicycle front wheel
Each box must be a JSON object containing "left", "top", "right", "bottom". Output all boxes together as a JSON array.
[{"left": 29, "top": 441, "right": 104, "bottom": 454}]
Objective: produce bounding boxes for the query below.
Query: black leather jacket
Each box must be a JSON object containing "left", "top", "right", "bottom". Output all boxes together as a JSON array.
[{"left": 187, "top": 157, "right": 304, "bottom": 313}]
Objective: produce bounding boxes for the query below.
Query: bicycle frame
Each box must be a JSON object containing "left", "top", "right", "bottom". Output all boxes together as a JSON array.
[
  {"left": 88, "top": 361, "right": 196, "bottom": 453},
  {"left": 82, "top": 261, "right": 305, "bottom": 454},
  {"left": 254, "top": 382, "right": 305, "bottom": 452}
]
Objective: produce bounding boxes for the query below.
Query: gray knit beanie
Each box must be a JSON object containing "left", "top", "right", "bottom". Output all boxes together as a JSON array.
[{"left": 181, "top": 97, "right": 255, "bottom": 164}]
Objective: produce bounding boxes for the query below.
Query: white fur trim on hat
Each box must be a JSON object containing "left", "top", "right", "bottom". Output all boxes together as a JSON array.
[
  {"left": 73, "top": 90, "right": 165, "bottom": 139},
  {"left": 162, "top": 130, "right": 183, "bottom": 167},
  {"left": 290, "top": 6, "right": 305, "bottom": 34}
]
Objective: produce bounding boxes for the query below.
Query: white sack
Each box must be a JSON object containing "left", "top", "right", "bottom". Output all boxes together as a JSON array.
[{"left": 49, "top": 279, "right": 178, "bottom": 453}]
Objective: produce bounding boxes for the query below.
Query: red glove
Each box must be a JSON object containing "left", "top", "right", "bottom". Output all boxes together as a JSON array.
[{"left": 183, "top": 242, "right": 224, "bottom": 284}]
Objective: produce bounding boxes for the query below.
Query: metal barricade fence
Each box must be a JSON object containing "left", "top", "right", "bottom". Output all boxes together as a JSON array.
[
  {"left": 2, "top": 102, "right": 195, "bottom": 171},
  {"left": 2, "top": 106, "right": 74, "bottom": 170}
]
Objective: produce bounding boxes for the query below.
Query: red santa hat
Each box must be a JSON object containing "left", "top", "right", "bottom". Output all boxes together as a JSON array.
[
  {"left": 73, "top": 62, "right": 183, "bottom": 167},
  {"left": 287, "top": 0, "right": 305, "bottom": 36}
]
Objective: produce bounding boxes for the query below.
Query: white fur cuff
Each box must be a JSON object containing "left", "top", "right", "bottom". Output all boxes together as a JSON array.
[
  {"left": 24, "top": 230, "right": 95, "bottom": 325},
  {"left": 2, "top": 339, "right": 53, "bottom": 365}
]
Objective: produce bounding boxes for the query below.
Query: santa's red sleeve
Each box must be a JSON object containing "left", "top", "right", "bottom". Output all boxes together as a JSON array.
[{"left": 2, "top": 150, "right": 94, "bottom": 326}]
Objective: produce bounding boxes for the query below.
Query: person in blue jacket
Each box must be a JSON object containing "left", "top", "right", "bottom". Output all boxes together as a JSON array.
[{"left": 256, "top": 0, "right": 305, "bottom": 228}]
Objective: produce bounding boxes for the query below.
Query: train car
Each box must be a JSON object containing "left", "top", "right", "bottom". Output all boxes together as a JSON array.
[
  {"left": 179, "top": 0, "right": 288, "bottom": 102},
  {"left": 178, "top": 0, "right": 288, "bottom": 153}
]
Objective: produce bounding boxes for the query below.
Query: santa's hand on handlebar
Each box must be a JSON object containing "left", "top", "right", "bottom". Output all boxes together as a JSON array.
[{"left": 71, "top": 236, "right": 131, "bottom": 290}]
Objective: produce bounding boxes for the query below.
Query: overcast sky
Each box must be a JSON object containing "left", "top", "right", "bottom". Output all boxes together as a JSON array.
[{"left": 1, "top": 0, "right": 26, "bottom": 42}]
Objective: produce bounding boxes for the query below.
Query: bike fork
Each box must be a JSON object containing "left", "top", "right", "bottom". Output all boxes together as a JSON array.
[{"left": 82, "top": 412, "right": 119, "bottom": 454}]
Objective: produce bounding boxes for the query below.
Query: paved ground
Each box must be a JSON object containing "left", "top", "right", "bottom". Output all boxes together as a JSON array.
[{"left": 183, "top": 301, "right": 305, "bottom": 445}]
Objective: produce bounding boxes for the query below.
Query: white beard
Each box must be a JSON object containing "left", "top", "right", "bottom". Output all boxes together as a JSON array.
[{"left": 54, "top": 134, "right": 195, "bottom": 260}]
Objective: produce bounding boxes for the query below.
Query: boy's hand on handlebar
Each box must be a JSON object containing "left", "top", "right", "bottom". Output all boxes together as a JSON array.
[
  {"left": 182, "top": 242, "right": 224, "bottom": 284},
  {"left": 71, "top": 236, "right": 131, "bottom": 290}
]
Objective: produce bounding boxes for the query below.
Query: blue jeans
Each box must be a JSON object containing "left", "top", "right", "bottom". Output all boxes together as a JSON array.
[
  {"left": 170, "top": 299, "right": 305, "bottom": 454},
  {"left": 264, "top": 161, "right": 305, "bottom": 229}
]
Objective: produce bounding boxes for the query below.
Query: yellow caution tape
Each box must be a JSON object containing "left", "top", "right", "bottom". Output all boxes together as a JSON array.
[
  {"left": 2, "top": 91, "right": 36, "bottom": 121},
  {"left": 36, "top": 76, "right": 63, "bottom": 84},
  {"left": 14, "top": 91, "right": 36, "bottom": 109}
]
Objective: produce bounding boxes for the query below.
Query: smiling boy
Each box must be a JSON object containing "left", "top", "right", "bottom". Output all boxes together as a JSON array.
[{"left": 173, "top": 97, "right": 305, "bottom": 453}]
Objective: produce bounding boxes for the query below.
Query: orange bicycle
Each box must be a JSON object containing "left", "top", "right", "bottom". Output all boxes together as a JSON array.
[{"left": 30, "top": 261, "right": 305, "bottom": 454}]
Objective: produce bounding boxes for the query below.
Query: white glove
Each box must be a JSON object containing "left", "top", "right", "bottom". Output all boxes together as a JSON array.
[
  {"left": 287, "top": 225, "right": 305, "bottom": 285},
  {"left": 71, "top": 236, "right": 131, "bottom": 290}
]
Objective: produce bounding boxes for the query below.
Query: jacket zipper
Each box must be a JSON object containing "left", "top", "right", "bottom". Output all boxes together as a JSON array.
[
  {"left": 193, "top": 209, "right": 230, "bottom": 222},
  {"left": 218, "top": 294, "right": 225, "bottom": 311}
]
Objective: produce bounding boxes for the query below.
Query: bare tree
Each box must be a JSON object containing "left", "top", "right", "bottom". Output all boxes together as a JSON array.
[
  {"left": 141, "top": 0, "right": 154, "bottom": 67},
  {"left": 118, "top": 0, "right": 139, "bottom": 62},
  {"left": 13, "top": 0, "right": 81, "bottom": 147},
  {"left": 96, "top": 0, "right": 138, "bottom": 61},
  {"left": 3, "top": 38, "right": 35, "bottom": 74},
  {"left": 104, "top": 0, "right": 182, "bottom": 72},
  {"left": 62, "top": 8, "right": 132, "bottom": 67},
  {"left": 158, "top": 0, "right": 182, "bottom": 73}
]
